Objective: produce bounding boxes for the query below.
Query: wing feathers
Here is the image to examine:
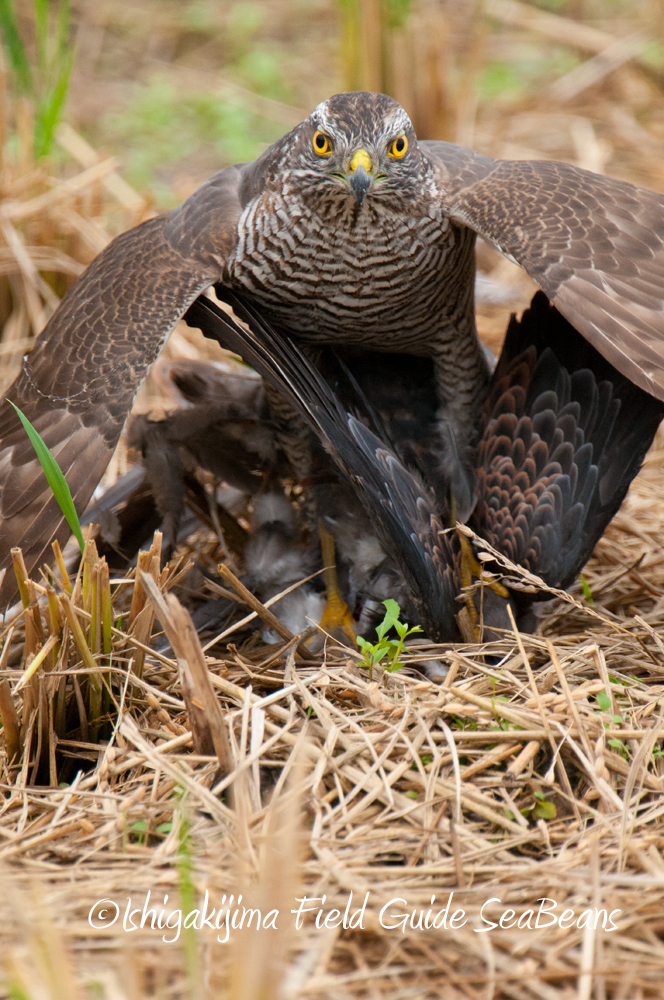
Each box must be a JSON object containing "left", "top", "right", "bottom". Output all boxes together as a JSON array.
[
  {"left": 424, "top": 142, "right": 664, "bottom": 402},
  {"left": 0, "top": 163, "right": 245, "bottom": 602},
  {"left": 474, "top": 294, "right": 664, "bottom": 589},
  {"left": 554, "top": 279, "right": 664, "bottom": 398}
]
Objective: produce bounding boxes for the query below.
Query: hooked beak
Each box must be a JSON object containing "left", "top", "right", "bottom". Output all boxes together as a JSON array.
[{"left": 346, "top": 148, "right": 373, "bottom": 206}]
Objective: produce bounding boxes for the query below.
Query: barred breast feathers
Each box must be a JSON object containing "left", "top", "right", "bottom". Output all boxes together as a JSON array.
[{"left": 229, "top": 185, "right": 478, "bottom": 351}]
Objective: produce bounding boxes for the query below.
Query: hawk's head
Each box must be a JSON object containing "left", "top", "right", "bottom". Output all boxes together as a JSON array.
[{"left": 278, "top": 92, "right": 426, "bottom": 208}]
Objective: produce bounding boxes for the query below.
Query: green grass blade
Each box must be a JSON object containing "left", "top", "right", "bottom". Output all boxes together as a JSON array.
[
  {"left": 7, "top": 985, "right": 31, "bottom": 1000},
  {"left": 33, "top": 0, "right": 49, "bottom": 75},
  {"left": 0, "top": 0, "right": 33, "bottom": 93},
  {"left": 385, "top": 0, "right": 412, "bottom": 30},
  {"left": 8, "top": 401, "right": 85, "bottom": 553},
  {"left": 175, "top": 792, "right": 202, "bottom": 994},
  {"left": 55, "top": 0, "right": 71, "bottom": 60},
  {"left": 34, "top": 48, "right": 74, "bottom": 158}
]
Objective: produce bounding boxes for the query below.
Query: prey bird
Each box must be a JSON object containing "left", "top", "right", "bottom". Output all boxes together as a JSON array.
[
  {"left": 187, "top": 290, "right": 664, "bottom": 641},
  {"left": 3, "top": 90, "right": 664, "bottom": 605},
  {"left": 127, "top": 358, "right": 284, "bottom": 560}
]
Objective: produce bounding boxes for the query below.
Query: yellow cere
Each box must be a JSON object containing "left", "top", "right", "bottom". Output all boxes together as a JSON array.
[
  {"left": 389, "top": 134, "right": 408, "bottom": 158},
  {"left": 349, "top": 148, "right": 372, "bottom": 173},
  {"left": 313, "top": 130, "right": 333, "bottom": 156}
]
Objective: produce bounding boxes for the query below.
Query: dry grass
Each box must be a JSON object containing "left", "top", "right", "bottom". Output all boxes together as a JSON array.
[
  {"left": 2, "top": 2, "right": 664, "bottom": 997},
  {"left": 2, "top": 494, "right": 664, "bottom": 997}
]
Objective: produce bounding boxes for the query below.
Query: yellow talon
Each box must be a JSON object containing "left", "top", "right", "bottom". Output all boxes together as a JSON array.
[
  {"left": 456, "top": 528, "right": 509, "bottom": 637},
  {"left": 317, "top": 521, "right": 356, "bottom": 643}
]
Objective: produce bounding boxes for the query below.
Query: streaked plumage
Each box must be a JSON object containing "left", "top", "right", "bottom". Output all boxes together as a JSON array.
[
  {"left": 187, "top": 290, "right": 664, "bottom": 641},
  {"left": 3, "top": 91, "right": 664, "bottom": 603}
]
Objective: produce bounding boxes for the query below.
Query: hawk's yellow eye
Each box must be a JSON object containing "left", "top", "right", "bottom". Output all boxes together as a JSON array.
[
  {"left": 388, "top": 134, "right": 408, "bottom": 158},
  {"left": 313, "top": 130, "right": 333, "bottom": 156}
]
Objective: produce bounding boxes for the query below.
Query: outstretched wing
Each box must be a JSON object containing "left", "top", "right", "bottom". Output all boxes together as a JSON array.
[
  {"left": 423, "top": 142, "right": 664, "bottom": 402},
  {"left": 0, "top": 165, "right": 245, "bottom": 605}
]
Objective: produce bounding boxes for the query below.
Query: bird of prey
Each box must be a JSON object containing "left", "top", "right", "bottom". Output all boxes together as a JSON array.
[
  {"left": 187, "top": 290, "right": 664, "bottom": 642},
  {"left": 3, "top": 90, "right": 664, "bottom": 605}
]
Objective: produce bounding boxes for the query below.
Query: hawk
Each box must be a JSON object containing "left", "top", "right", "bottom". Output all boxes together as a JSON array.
[{"left": 2, "top": 90, "right": 664, "bottom": 604}]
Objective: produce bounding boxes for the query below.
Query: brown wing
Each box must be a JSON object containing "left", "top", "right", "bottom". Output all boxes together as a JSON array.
[
  {"left": 422, "top": 141, "right": 664, "bottom": 402},
  {"left": 0, "top": 165, "right": 246, "bottom": 605}
]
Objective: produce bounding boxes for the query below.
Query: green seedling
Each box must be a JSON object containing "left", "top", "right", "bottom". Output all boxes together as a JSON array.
[
  {"left": 410, "top": 754, "right": 433, "bottom": 771},
  {"left": 596, "top": 691, "right": 612, "bottom": 713},
  {"left": 130, "top": 819, "right": 149, "bottom": 847},
  {"left": 451, "top": 717, "right": 478, "bottom": 731},
  {"left": 356, "top": 598, "right": 422, "bottom": 678},
  {"left": 532, "top": 800, "right": 557, "bottom": 821},
  {"left": 521, "top": 790, "right": 557, "bottom": 821},
  {"left": 595, "top": 691, "right": 629, "bottom": 730},
  {"left": 579, "top": 574, "right": 594, "bottom": 604},
  {"left": 608, "top": 738, "right": 629, "bottom": 759}
]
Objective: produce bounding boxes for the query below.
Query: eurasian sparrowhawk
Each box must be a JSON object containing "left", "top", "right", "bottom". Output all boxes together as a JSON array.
[{"left": 3, "top": 90, "right": 664, "bottom": 604}]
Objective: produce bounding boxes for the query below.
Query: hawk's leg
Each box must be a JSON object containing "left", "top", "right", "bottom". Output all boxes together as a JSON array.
[
  {"left": 456, "top": 528, "right": 509, "bottom": 638},
  {"left": 262, "top": 380, "right": 314, "bottom": 479},
  {"left": 317, "top": 520, "right": 356, "bottom": 644},
  {"left": 431, "top": 322, "right": 491, "bottom": 523},
  {"left": 261, "top": 377, "right": 356, "bottom": 644}
]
